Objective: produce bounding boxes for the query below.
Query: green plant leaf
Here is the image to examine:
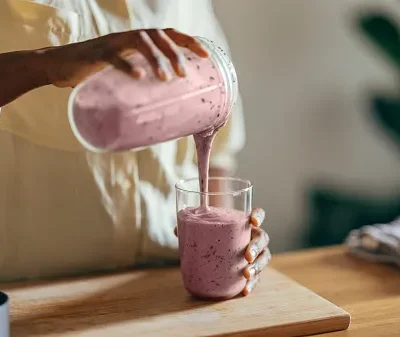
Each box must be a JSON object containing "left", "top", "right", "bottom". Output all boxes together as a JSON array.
[
  {"left": 358, "top": 13, "right": 400, "bottom": 69},
  {"left": 372, "top": 95, "right": 400, "bottom": 147}
]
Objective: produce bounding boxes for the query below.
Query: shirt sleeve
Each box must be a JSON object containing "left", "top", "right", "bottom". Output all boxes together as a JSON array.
[{"left": 196, "top": 5, "right": 246, "bottom": 173}]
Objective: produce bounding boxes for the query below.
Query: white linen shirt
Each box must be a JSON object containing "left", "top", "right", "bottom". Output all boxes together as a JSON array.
[{"left": 0, "top": 0, "right": 245, "bottom": 281}]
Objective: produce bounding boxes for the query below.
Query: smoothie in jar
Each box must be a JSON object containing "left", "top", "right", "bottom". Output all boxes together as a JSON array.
[{"left": 69, "top": 37, "right": 237, "bottom": 153}]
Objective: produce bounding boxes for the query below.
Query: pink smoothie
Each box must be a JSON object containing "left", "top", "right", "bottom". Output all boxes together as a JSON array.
[
  {"left": 194, "top": 132, "right": 217, "bottom": 206},
  {"left": 177, "top": 206, "right": 251, "bottom": 299},
  {"left": 69, "top": 49, "right": 230, "bottom": 152},
  {"left": 68, "top": 38, "right": 245, "bottom": 299}
]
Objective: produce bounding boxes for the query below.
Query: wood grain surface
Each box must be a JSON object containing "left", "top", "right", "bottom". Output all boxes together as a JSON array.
[
  {"left": 271, "top": 245, "right": 400, "bottom": 337},
  {"left": 2, "top": 263, "right": 349, "bottom": 337}
]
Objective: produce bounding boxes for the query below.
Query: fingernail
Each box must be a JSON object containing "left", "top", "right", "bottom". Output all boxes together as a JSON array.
[
  {"left": 198, "top": 46, "right": 209, "bottom": 57},
  {"left": 250, "top": 249, "right": 257, "bottom": 259},
  {"left": 251, "top": 209, "right": 265, "bottom": 226},
  {"left": 177, "top": 63, "right": 186, "bottom": 77},
  {"left": 246, "top": 283, "right": 253, "bottom": 294},
  {"left": 157, "top": 68, "right": 170, "bottom": 81},
  {"left": 248, "top": 267, "right": 256, "bottom": 277}
]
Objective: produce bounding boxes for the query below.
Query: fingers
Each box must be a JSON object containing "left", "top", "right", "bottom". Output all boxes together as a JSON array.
[
  {"left": 109, "top": 55, "right": 144, "bottom": 79},
  {"left": 245, "top": 227, "right": 269, "bottom": 263},
  {"left": 148, "top": 30, "right": 186, "bottom": 77},
  {"left": 243, "top": 248, "right": 271, "bottom": 280},
  {"left": 242, "top": 274, "right": 260, "bottom": 296},
  {"left": 164, "top": 28, "right": 209, "bottom": 58},
  {"left": 250, "top": 208, "right": 265, "bottom": 227},
  {"left": 106, "top": 28, "right": 208, "bottom": 80},
  {"left": 242, "top": 248, "right": 271, "bottom": 296},
  {"left": 136, "top": 31, "right": 171, "bottom": 81}
]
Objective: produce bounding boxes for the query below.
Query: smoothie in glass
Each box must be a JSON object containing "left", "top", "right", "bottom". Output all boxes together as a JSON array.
[{"left": 176, "top": 177, "right": 252, "bottom": 300}]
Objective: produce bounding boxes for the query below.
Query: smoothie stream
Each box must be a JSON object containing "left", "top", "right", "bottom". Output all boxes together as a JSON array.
[
  {"left": 178, "top": 124, "right": 251, "bottom": 300},
  {"left": 194, "top": 132, "right": 216, "bottom": 206}
]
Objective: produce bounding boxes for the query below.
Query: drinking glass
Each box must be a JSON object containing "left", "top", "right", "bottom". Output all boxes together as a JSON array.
[{"left": 176, "top": 177, "right": 252, "bottom": 300}]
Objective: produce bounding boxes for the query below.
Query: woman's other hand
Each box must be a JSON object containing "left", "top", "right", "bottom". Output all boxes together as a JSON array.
[{"left": 242, "top": 208, "right": 270, "bottom": 296}]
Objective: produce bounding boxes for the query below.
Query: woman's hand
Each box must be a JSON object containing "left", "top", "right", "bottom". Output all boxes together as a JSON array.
[
  {"left": 174, "top": 207, "right": 271, "bottom": 296},
  {"left": 242, "top": 208, "right": 270, "bottom": 296},
  {"left": 41, "top": 28, "right": 209, "bottom": 88}
]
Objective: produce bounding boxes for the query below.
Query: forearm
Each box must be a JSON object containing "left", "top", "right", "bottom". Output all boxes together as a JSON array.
[{"left": 0, "top": 50, "right": 50, "bottom": 107}]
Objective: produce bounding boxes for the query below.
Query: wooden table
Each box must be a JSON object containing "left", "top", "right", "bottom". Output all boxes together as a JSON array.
[
  {"left": 3, "top": 245, "right": 399, "bottom": 336},
  {"left": 271, "top": 245, "right": 400, "bottom": 336}
]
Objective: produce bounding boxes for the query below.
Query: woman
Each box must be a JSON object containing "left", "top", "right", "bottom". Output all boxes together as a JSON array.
[{"left": 0, "top": 0, "right": 270, "bottom": 295}]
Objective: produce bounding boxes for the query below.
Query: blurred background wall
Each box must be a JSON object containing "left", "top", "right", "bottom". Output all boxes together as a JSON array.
[{"left": 213, "top": 0, "right": 400, "bottom": 253}]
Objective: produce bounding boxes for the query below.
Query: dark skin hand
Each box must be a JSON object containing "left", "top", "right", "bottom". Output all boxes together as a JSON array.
[
  {"left": 243, "top": 208, "right": 271, "bottom": 295},
  {"left": 44, "top": 28, "right": 209, "bottom": 87},
  {"left": 0, "top": 28, "right": 208, "bottom": 107},
  {"left": 174, "top": 208, "right": 270, "bottom": 296}
]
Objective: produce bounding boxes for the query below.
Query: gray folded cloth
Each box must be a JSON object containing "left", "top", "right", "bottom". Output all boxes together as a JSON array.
[
  {"left": 346, "top": 217, "right": 400, "bottom": 268},
  {"left": 0, "top": 292, "right": 9, "bottom": 337}
]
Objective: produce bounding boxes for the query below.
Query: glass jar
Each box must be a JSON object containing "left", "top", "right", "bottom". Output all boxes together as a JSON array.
[{"left": 68, "top": 37, "right": 238, "bottom": 152}]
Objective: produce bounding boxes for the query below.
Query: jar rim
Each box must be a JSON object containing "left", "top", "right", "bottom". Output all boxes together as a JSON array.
[{"left": 195, "top": 37, "right": 239, "bottom": 112}]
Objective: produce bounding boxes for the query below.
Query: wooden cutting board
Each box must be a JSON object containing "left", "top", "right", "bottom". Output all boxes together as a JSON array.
[{"left": 4, "top": 267, "right": 350, "bottom": 337}]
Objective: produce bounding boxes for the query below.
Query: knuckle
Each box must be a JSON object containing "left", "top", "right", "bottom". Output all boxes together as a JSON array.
[
  {"left": 255, "top": 226, "right": 265, "bottom": 237},
  {"left": 256, "top": 274, "right": 261, "bottom": 283},
  {"left": 252, "top": 251, "right": 268, "bottom": 275},
  {"left": 253, "top": 226, "right": 263, "bottom": 235},
  {"left": 262, "top": 231, "right": 269, "bottom": 243},
  {"left": 252, "top": 241, "right": 260, "bottom": 255},
  {"left": 261, "top": 251, "right": 269, "bottom": 265}
]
